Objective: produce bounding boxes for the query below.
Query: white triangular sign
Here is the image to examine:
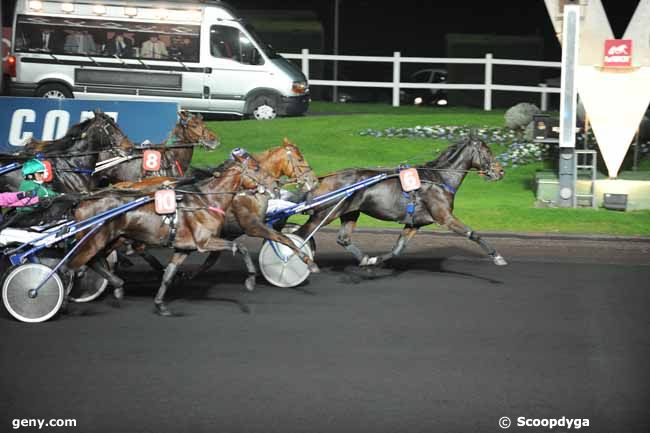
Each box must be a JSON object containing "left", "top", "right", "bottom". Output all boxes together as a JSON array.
[{"left": 577, "top": 66, "right": 650, "bottom": 177}]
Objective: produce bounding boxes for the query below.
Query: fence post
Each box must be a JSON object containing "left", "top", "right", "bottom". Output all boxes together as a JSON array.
[
  {"left": 539, "top": 83, "right": 548, "bottom": 111},
  {"left": 301, "top": 48, "right": 310, "bottom": 80},
  {"left": 484, "top": 53, "right": 493, "bottom": 111},
  {"left": 393, "top": 51, "right": 401, "bottom": 107}
]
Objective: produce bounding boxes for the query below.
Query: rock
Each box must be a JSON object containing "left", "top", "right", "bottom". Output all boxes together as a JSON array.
[
  {"left": 505, "top": 103, "right": 541, "bottom": 130},
  {"left": 523, "top": 120, "right": 535, "bottom": 141}
]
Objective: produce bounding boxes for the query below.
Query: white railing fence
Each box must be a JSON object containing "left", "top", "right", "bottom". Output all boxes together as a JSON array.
[{"left": 281, "top": 50, "right": 562, "bottom": 111}]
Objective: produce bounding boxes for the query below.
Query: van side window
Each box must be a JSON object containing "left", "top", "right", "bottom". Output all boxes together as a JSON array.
[
  {"left": 210, "top": 25, "right": 263, "bottom": 65},
  {"left": 14, "top": 15, "right": 200, "bottom": 62}
]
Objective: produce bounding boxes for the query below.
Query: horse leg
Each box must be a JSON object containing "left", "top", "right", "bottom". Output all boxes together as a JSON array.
[
  {"left": 197, "top": 238, "right": 257, "bottom": 292},
  {"left": 88, "top": 255, "right": 126, "bottom": 300},
  {"left": 366, "top": 226, "right": 419, "bottom": 265},
  {"left": 439, "top": 214, "right": 507, "bottom": 266},
  {"left": 154, "top": 251, "right": 189, "bottom": 317},
  {"left": 190, "top": 252, "right": 223, "bottom": 280},
  {"left": 335, "top": 211, "right": 371, "bottom": 265},
  {"left": 132, "top": 242, "right": 166, "bottom": 272},
  {"left": 242, "top": 223, "right": 319, "bottom": 273}
]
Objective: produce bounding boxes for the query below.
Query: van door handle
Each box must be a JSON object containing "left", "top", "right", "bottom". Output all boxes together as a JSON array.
[{"left": 203, "top": 86, "right": 210, "bottom": 98}]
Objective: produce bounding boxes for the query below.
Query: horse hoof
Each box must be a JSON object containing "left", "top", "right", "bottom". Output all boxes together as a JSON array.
[
  {"left": 493, "top": 255, "right": 508, "bottom": 266},
  {"left": 308, "top": 262, "right": 320, "bottom": 273},
  {"left": 113, "top": 287, "right": 124, "bottom": 300},
  {"left": 154, "top": 303, "right": 173, "bottom": 317},
  {"left": 245, "top": 276, "right": 256, "bottom": 292},
  {"left": 359, "top": 256, "right": 380, "bottom": 267}
]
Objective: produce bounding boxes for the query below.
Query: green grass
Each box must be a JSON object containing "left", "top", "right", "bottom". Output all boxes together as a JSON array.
[{"left": 192, "top": 103, "right": 650, "bottom": 236}]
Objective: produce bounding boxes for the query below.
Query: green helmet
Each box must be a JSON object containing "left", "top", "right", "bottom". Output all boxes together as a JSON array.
[{"left": 22, "top": 159, "right": 46, "bottom": 176}]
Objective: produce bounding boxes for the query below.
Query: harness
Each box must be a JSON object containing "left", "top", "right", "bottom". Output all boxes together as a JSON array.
[{"left": 161, "top": 210, "right": 178, "bottom": 247}]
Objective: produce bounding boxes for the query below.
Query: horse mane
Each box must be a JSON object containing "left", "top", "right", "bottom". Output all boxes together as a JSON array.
[
  {"left": 190, "top": 159, "right": 237, "bottom": 180},
  {"left": 424, "top": 135, "right": 472, "bottom": 168},
  {"left": 24, "top": 117, "right": 94, "bottom": 154}
]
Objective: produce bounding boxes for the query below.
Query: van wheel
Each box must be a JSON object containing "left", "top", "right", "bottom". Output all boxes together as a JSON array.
[
  {"left": 36, "top": 83, "right": 73, "bottom": 99},
  {"left": 249, "top": 95, "right": 278, "bottom": 120}
]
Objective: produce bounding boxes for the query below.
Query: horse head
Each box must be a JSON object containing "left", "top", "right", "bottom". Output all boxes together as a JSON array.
[
  {"left": 465, "top": 132, "right": 504, "bottom": 181},
  {"left": 82, "top": 109, "right": 130, "bottom": 153},
  {"left": 23, "top": 109, "right": 121, "bottom": 156},
  {"left": 173, "top": 111, "right": 220, "bottom": 150},
  {"left": 276, "top": 137, "right": 319, "bottom": 192}
]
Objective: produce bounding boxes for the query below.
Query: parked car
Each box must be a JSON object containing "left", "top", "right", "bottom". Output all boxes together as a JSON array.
[{"left": 400, "top": 68, "right": 448, "bottom": 107}]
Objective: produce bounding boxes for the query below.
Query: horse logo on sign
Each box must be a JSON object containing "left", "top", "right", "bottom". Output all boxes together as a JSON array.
[
  {"left": 603, "top": 39, "right": 632, "bottom": 67},
  {"left": 399, "top": 168, "right": 421, "bottom": 192}
]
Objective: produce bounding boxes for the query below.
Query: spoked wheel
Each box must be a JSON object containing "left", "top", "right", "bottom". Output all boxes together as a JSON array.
[
  {"left": 2, "top": 263, "right": 64, "bottom": 323},
  {"left": 258, "top": 233, "right": 313, "bottom": 288},
  {"left": 281, "top": 223, "right": 316, "bottom": 253},
  {"left": 68, "top": 252, "right": 116, "bottom": 303}
]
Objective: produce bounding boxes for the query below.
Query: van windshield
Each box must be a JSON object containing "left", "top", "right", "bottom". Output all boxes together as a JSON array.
[{"left": 244, "top": 23, "right": 279, "bottom": 59}]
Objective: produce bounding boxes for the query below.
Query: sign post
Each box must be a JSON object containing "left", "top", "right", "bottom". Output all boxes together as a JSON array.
[{"left": 557, "top": 4, "right": 580, "bottom": 208}]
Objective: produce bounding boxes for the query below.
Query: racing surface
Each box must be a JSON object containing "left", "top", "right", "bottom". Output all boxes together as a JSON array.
[{"left": 1, "top": 230, "right": 649, "bottom": 433}]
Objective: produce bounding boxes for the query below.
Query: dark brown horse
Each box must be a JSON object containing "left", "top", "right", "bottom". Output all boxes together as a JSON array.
[
  {"left": 295, "top": 134, "right": 508, "bottom": 267},
  {"left": 93, "top": 111, "right": 220, "bottom": 186},
  {"left": 112, "top": 139, "right": 321, "bottom": 279},
  {"left": 0, "top": 111, "right": 125, "bottom": 193},
  {"left": 67, "top": 158, "right": 316, "bottom": 316}
]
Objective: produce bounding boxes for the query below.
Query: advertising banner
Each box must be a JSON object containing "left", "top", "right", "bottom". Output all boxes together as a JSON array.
[{"left": 0, "top": 97, "right": 179, "bottom": 153}]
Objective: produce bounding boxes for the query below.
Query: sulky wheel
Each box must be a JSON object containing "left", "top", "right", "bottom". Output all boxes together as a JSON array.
[
  {"left": 258, "top": 233, "right": 313, "bottom": 288},
  {"left": 68, "top": 252, "right": 116, "bottom": 303},
  {"left": 2, "top": 263, "right": 65, "bottom": 323}
]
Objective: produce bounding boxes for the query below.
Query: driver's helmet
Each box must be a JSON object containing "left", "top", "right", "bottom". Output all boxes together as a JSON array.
[
  {"left": 230, "top": 147, "right": 251, "bottom": 161},
  {"left": 22, "top": 159, "right": 46, "bottom": 177}
]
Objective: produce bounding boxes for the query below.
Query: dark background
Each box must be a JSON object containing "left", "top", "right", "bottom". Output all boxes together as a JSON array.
[
  {"left": 233, "top": 1, "right": 641, "bottom": 58},
  {"left": 3, "top": 1, "right": 642, "bottom": 58},
  {"left": 2, "top": 0, "right": 644, "bottom": 105}
]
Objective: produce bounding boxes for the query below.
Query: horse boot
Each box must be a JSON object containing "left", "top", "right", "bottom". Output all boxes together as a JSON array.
[
  {"left": 491, "top": 253, "right": 508, "bottom": 266},
  {"left": 89, "top": 260, "right": 125, "bottom": 302},
  {"left": 154, "top": 301, "right": 173, "bottom": 317},
  {"left": 245, "top": 274, "right": 256, "bottom": 292},
  {"left": 307, "top": 260, "right": 320, "bottom": 273}
]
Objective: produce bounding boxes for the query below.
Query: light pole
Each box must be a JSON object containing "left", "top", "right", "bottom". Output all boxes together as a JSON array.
[{"left": 332, "top": 0, "right": 340, "bottom": 103}]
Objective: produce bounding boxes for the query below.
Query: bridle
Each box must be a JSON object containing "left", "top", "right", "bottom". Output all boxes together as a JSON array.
[
  {"left": 166, "top": 115, "right": 219, "bottom": 150},
  {"left": 470, "top": 140, "right": 502, "bottom": 180},
  {"left": 283, "top": 146, "right": 318, "bottom": 191}
]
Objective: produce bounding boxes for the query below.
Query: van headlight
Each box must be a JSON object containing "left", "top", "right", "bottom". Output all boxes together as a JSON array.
[{"left": 292, "top": 81, "right": 308, "bottom": 95}]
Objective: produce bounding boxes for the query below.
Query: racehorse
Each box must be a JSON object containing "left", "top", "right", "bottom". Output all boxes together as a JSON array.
[
  {"left": 93, "top": 111, "right": 220, "bottom": 186},
  {"left": 66, "top": 158, "right": 316, "bottom": 316},
  {"left": 190, "top": 138, "right": 320, "bottom": 277},
  {"left": 294, "top": 133, "right": 508, "bottom": 267},
  {"left": 0, "top": 111, "right": 125, "bottom": 193},
  {"left": 110, "top": 139, "right": 321, "bottom": 278}
]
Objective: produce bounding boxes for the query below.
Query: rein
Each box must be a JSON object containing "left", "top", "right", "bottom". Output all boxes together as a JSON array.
[{"left": 134, "top": 142, "right": 204, "bottom": 150}]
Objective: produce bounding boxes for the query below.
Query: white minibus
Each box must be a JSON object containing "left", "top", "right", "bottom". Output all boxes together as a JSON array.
[{"left": 7, "top": 0, "right": 310, "bottom": 119}]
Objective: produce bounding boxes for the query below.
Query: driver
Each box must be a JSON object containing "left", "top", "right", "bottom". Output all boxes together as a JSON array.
[{"left": 17, "top": 159, "right": 59, "bottom": 213}]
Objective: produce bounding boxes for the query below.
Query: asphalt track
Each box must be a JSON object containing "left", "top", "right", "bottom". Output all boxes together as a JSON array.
[{"left": 1, "top": 230, "right": 649, "bottom": 433}]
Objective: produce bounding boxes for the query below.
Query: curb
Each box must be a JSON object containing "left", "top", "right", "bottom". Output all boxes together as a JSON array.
[{"left": 317, "top": 227, "right": 650, "bottom": 243}]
